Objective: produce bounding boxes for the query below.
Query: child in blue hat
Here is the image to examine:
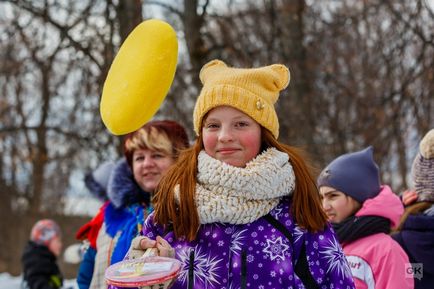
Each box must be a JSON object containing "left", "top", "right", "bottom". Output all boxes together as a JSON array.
[{"left": 318, "top": 147, "right": 414, "bottom": 289}]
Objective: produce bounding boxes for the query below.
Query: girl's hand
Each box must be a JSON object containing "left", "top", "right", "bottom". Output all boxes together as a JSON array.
[
  {"left": 130, "top": 235, "right": 175, "bottom": 258},
  {"left": 402, "top": 190, "right": 418, "bottom": 206},
  {"left": 155, "top": 236, "right": 175, "bottom": 258},
  {"left": 128, "top": 236, "right": 157, "bottom": 259}
]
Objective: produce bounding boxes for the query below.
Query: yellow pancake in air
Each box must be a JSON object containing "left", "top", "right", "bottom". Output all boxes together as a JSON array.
[{"left": 100, "top": 19, "right": 178, "bottom": 135}]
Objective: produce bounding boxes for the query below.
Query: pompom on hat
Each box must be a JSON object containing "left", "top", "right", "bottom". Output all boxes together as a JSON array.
[
  {"left": 193, "top": 60, "right": 290, "bottom": 139},
  {"left": 30, "top": 219, "right": 61, "bottom": 246},
  {"left": 317, "top": 146, "right": 381, "bottom": 203},
  {"left": 412, "top": 128, "right": 434, "bottom": 202}
]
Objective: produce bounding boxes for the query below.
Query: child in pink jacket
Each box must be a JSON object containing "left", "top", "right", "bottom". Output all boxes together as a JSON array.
[{"left": 318, "top": 146, "right": 414, "bottom": 289}]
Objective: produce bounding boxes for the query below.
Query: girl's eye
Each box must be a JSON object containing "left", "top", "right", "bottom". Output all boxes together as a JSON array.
[
  {"left": 152, "top": 153, "right": 164, "bottom": 159},
  {"left": 135, "top": 156, "right": 144, "bottom": 161},
  {"left": 205, "top": 123, "right": 219, "bottom": 129},
  {"left": 236, "top": 121, "right": 249, "bottom": 127}
]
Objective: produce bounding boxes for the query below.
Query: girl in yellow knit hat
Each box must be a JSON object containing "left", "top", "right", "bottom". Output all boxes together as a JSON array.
[{"left": 115, "top": 60, "right": 355, "bottom": 289}]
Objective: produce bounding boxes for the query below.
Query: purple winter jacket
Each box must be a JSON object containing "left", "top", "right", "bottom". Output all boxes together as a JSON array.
[{"left": 111, "top": 197, "right": 355, "bottom": 289}]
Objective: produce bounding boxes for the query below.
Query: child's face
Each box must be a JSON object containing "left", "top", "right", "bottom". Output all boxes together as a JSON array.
[
  {"left": 202, "top": 106, "right": 261, "bottom": 168},
  {"left": 132, "top": 148, "right": 175, "bottom": 192},
  {"left": 48, "top": 236, "right": 62, "bottom": 257},
  {"left": 319, "top": 186, "right": 361, "bottom": 223}
]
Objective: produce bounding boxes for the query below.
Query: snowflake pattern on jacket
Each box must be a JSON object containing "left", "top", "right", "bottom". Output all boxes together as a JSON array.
[{"left": 120, "top": 197, "right": 355, "bottom": 289}]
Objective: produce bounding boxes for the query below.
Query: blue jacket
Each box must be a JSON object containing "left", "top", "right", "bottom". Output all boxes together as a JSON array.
[{"left": 77, "top": 247, "right": 96, "bottom": 289}]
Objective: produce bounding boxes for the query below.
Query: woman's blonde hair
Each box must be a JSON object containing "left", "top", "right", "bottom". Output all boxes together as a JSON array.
[
  {"left": 123, "top": 120, "right": 189, "bottom": 168},
  {"left": 153, "top": 127, "right": 327, "bottom": 241}
]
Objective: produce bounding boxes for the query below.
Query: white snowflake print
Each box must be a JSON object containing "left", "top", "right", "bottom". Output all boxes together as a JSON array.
[
  {"left": 262, "top": 236, "right": 289, "bottom": 261},
  {"left": 270, "top": 270, "right": 276, "bottom": 277},
  {"left": 177, "top": 246, "right": 223, "bottom": 288},
  {"left": 320, "top": 237, "right": 352, "bottom": 279},
  {"left": 246, "top": 254, "right": 254, "bottom": 263},
  {"left": 271, "top": 207, "right": 283, "bottom": 217},
  {"left": 292, "top": 225, "right": 305, "bottom": 244},
  {"left": 230, "top": 228, "right": 248, "bottom": 255},
  {"left": 218, "top": 240, "right": 224, "bottom": 246}
]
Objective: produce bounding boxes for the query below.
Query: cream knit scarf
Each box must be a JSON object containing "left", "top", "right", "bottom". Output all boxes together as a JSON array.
[{"left": 191, "top": 147, "right": 295, "bottom": 225}]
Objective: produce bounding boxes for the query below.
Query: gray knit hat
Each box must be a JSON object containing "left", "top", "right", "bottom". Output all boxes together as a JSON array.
[
  {"left": 318, "top": 146, "right": 381, "bottom": 203},
  {"left": 412, "top": 129, "right": 434, "bottom": 202},
  {"left": 84, "top": 161, "right": 115, "bottom": 201}
]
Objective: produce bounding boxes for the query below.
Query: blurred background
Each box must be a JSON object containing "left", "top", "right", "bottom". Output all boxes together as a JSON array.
[{"left": 0, "top": 0, "right": 433, "bottom": 279}]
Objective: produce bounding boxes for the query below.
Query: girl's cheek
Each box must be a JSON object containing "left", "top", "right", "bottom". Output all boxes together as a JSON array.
[{"left": 202, "top": 133, "right": 216, "bottom": 151}]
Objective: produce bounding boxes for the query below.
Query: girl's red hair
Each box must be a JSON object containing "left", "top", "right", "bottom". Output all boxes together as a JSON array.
[{"left": 153, "top": 128, "right": 327, "bottom": 241}]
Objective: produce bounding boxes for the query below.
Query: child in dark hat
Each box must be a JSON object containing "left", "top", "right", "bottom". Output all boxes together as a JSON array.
[
  {"left": 318, "top": 146, "right": 414, "bottom": 289},
  {"left": 393, "top": 129, "right": 434, "bottom": 289},
  {"left": 21, "top": 219, "right": 63, "bottom": 289}
]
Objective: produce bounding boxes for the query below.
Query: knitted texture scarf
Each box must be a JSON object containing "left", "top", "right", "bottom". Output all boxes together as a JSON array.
[{"left": 191, "top": 147, "right": 295, "bottom": 225}]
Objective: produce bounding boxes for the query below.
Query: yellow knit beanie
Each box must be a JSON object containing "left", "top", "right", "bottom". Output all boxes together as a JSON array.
[{"left": 193, "top": 60, "right": 290, "bottom": 139}]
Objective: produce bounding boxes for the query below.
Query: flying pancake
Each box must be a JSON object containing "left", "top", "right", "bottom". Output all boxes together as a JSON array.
[{"left": 100, "top": 19, "right": 178, "bottom": 135}]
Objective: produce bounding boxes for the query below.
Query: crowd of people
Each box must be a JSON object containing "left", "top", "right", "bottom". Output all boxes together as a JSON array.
[{"left": 21, "top": 60, "right": 433, "bottom": 289}]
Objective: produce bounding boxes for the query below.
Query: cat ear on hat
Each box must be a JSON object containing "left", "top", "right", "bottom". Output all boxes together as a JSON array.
[
  {"left": 269, "top": 64, "right": 290, "bottom": 91},
  {"left": 199, "top": 59, "right": 227, "bottom": 84}
]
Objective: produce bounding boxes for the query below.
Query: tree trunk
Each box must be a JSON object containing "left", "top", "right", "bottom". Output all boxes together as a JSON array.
[{"left": 116, "top": 0, "right": 143, "bottom": 42}]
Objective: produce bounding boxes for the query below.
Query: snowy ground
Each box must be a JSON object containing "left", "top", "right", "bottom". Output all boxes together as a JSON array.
[{"left": 0, "top": 272, "right": 78, "bottom": 289}]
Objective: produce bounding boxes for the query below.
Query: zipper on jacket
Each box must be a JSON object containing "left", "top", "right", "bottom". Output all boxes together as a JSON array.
[
  {"left": 188, "top": 250, "right": 194, "bottom": 289},
  {"left": 241, "top": 250, "right": 247, "bottom": 289}
]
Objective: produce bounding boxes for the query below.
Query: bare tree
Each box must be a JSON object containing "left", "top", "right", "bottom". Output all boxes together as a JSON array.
[{"left": 0, "top": 0, "right": 142, "bottom": 273}]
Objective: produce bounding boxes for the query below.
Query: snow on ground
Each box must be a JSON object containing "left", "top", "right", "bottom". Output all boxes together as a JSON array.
[{"left": 0, "top": 272, "right": 78, "bottom": 289}]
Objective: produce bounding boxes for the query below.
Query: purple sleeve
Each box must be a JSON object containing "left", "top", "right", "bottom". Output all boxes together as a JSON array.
[{"left": 306, "top": 225, "right": 355, "bottom": 288}]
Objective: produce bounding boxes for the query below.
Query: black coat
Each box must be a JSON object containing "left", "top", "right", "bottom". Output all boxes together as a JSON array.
[
  {"left": 393, "top": 213, "right": 434, "bottom": 289},
  {"left": 21, "top": 241, "right": 63, "bottom": 289}
]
